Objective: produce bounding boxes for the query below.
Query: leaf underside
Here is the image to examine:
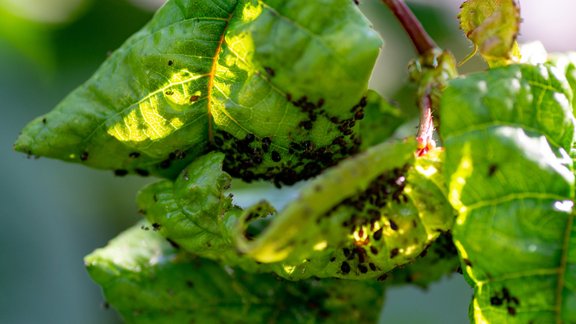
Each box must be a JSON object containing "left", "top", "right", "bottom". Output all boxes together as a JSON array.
[
  {"left": 14, "top": 0, "right": 382, "bottom": 185},
  {"left": 441, "top": 63, "right": 576, "bottom": 323},
  {"left": 385, "top": 232, "right": 461, "bottom": 288},
  {"left": 85, "top": 222, "right": 386, "bottom": 323}
]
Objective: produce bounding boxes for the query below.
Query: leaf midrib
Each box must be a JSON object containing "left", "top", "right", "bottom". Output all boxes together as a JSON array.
[
  {"left": 76, "top": 16, "right": 232, "bottom": 152},
  {"left": 207, "top": 13, "right": 234, "bottom": 144},
  {"left": 556, "top": 209, "right": 574, "bottom": 323}
]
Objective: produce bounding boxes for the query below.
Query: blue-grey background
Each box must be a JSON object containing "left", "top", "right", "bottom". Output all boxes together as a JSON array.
[{"left": 1, "top": 0, "right": 573, "bottom": 323}]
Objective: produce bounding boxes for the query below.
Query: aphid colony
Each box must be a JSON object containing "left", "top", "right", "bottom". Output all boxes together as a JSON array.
[
  {"left": 238, "top": 161, "right": 447, "bottom": 280},
  {"left": 490, "top": 287, "right": 520, "bottom": 316},
  {"left": 316, "top": 165, "right": 422, "bottom": 279},
  {"left": 211, "top": 94, "right": 368, "bottom": 187},
  {"left": 68, "top": 56, "right": 370, "bottom": 185},
  {"left": 137, "top": 143, "right": 453, "bottom": 281}
]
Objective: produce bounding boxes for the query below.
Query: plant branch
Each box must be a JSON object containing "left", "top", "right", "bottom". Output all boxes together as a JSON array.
[{"left": 381, "top": 0, "right": 437, "bottom": 55}]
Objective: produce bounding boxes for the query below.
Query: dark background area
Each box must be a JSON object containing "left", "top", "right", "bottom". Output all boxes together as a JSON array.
[{"left": 1, "top": 0, "right": 573, "bottom": 323}]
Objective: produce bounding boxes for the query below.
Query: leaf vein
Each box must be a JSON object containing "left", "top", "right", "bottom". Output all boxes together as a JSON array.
[
  {"left": 476, "top": 267, "right": 559, "bottom": 284},
  {"left": 465, "top": 193, "right": 569, "bottom": 212},
  {"left": 556, "top": 209, "right": 574, "bottom": 323},
  {"left": 207, "top": 13, "right": 234, "bottom": 143}
]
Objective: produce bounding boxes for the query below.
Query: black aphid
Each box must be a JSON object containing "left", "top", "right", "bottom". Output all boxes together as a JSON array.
[
  {"left": 488, "top": 164, "right": 498, "bottom": 177},
  {"left": 271, "top": 151, "right": 282, "bottom": 162},
  {"left": 264, "top": 66, "right": 275, "bottom": 77},
  {"left": 340, "top": 261, "right": 351, "bottom": 274},
  {"left": 343, "top": 248, "right": 351, "bottom": 257},
  {"left": 373, "top": 228, "right": 383, "bottom": 241},
  {"left": 490, "top": 296, "right": 503, "bottom": 306},
  {"left": 262, "top": 137, "right": 271, "bottom": 152},
  {"left": 135, "top": 168, "right": 150, "bottom": 177},
  {"left": 463, "top": 258, "right": 473, "bottom": 267},
  {"left": 159, "top": 159, "right": 171, "bottom": 169}
]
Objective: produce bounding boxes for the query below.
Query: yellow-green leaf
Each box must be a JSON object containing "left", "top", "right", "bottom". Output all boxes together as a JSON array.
[
  {"left": 14, "top": 0, "right": 382, "bottom": 182},
  {"left": 458, "top": 0, "right": 521, "bottom": 67}
]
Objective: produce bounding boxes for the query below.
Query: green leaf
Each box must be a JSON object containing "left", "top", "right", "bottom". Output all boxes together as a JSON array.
[
  {"left": 137, "top": 152, "right": 268, "bottom": 272},
  {"left": 138, "top": 139, "right": 455, "bottom": 280},
  {"left": 458, "top": 0, "right": 521, "bottom": 67},
  {"left": 358, "top": 90, "right": 407, "bottom": 150},
  {"left": 441, "top": 64, "right": 576, "bottom": 323},
  {"left": 14, "top": 0, "right": 382, "bottom": 182},
  {"left": 442, "top": 64, "right": 575, "bottom": 152},
  {"left": 85, "top": 222, "right": 386, "bottom": 323}
]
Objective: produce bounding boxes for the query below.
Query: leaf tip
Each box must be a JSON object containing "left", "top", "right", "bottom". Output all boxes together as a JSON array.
[{"left": 13, "top": 126, "right": 35, "bottom": 157}]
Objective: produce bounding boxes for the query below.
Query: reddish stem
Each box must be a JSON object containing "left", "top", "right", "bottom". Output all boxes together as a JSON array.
[
  {"left": 381, "top": 0, "right": 437, "bottom": 55},
  {"left": 416, "top": 87, "right": 435, "bottom": 156}
]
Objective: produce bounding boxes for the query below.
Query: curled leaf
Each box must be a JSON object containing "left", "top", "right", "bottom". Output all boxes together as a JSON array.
[
  {"left": 235, "top": 139, "right": 418, "bottom": 263},
  {"left": 137, "top": 152, "right": 269, "bottom": 272},
  {"left": 15, "top": 0, "right": 382, "bottom": 182},
  {"left": 139, "top": 139, "right": 455, "bottom": 280},
  {"left": 386, "top": 232, "right": 460, "bottom": 288},
  {"left": 458, "top": 0, "right": 521, "bottom": 67}
]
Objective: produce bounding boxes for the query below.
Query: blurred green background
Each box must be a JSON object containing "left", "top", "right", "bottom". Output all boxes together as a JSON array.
[{"left": 1, "top": 0, "right": 573, "bottom": 323}]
